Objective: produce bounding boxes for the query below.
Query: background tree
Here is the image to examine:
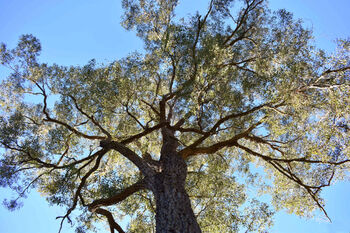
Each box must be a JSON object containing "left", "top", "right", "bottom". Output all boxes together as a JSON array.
[{"left": 0, "top": 0, "right": 349, "bottom": 232}]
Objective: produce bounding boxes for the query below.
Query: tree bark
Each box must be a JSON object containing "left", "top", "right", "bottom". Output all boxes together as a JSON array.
[{"left": 149, "top": 132, "right": 202, "bottom": 233}]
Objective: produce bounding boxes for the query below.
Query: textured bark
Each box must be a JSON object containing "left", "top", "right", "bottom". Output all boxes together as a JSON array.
[{"left": 149, "top": 128, "right": 202, "bottom": 233}]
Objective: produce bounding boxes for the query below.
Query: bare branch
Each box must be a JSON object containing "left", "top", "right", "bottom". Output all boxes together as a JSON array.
[{"left": 297, "top": 66, "right": 350, "bottom": 92}]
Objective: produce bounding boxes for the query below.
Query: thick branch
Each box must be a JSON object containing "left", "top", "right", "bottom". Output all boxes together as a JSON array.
[
  {"left": 210, "top": 103, "right": 273, "bottom": 133},
  {"left": 100, "top": 140, "right": 154, "bottom": 176},
  {"left": 88, "top": 179, "right": 146, "bottom": 211},
  {"left": 176, "top": 126, "right": 206, "bottom": 135},
  {"left": 94, "top": 208, "right": 126, "bottom": 233}
]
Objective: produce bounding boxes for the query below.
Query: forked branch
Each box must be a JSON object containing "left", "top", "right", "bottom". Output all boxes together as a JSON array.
[
  {"left": 57, "top": 148, "right": 109, "bottom": 233},
  {"left": 34, "top": 82, "right": 107, "bottom": 140}
]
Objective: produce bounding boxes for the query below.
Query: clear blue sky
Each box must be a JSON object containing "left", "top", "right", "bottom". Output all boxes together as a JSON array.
[{"left": 0, "top": 0, "right": 349, "bottom": 232}]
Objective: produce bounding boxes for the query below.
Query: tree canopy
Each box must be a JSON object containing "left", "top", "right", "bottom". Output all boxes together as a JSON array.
[{"left": 0, "top": 0, "right": 350, "bottom": 232}]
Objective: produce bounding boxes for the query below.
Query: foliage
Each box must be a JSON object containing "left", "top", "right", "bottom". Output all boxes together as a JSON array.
[{"left": 0, "top": 0, "right": 350, "bottom": 232}]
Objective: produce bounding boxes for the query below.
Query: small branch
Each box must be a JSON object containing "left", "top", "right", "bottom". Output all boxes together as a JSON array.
[
  {"left": 180, "top": 121, "right": 261, "bottom": 158},
  {"left": 236, "top": 142, "right": 338, "bottom": 222},
  {"left": 192, "top": 0, "right": 213, "bottom": 57},
  {"left": 216, "top": 57, "right": 257, "bottom": 69},
  {"left": 175, "top": 126, "right": 206, "bottom": 135},
  {"left": 320, "top": 66, "right": 350, "bottom": 77},
  {"left": 35, "top": 82, "right": 106, "bottom": 140},
  {"left": 223, "top": 0, "right": 263, "bottom": 46},
  {"left": 141, "top": 100, "right": 160, "bottom": 116},
  {"left": 56, "top": 148, "right": 109, "bottom": 233},
  {"left": 269, "top": 160, "right": 332, "bottom": 222},
  {"left": 3, "top": 143, "right": 99, "bottom": 169},
  {"left": 237, "top": 140, "right": 350, "bottom": 166},
  {"left": 169, "top": 54, "right": 177, "bottom": 94},
  {"left": 181, "top": 103, "right": 274, "bottom": 155},
  {"left": 68, "top": 94, "right": 112, "bottom": 138},
  {"left": 120, "top": 122, "right": 166, "bottom": 144},
  {"left": 124, "top": 103, "right": 146, "bottom": 129}
]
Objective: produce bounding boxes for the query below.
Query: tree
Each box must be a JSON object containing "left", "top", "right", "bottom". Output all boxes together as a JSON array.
[{"left": 0, "top": 0, "right": 349, "bottom": 232}]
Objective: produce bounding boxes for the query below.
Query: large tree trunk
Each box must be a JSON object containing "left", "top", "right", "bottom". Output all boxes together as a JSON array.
[{"left": 149, "top": 130, "right": 202, "bottom": 233}]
